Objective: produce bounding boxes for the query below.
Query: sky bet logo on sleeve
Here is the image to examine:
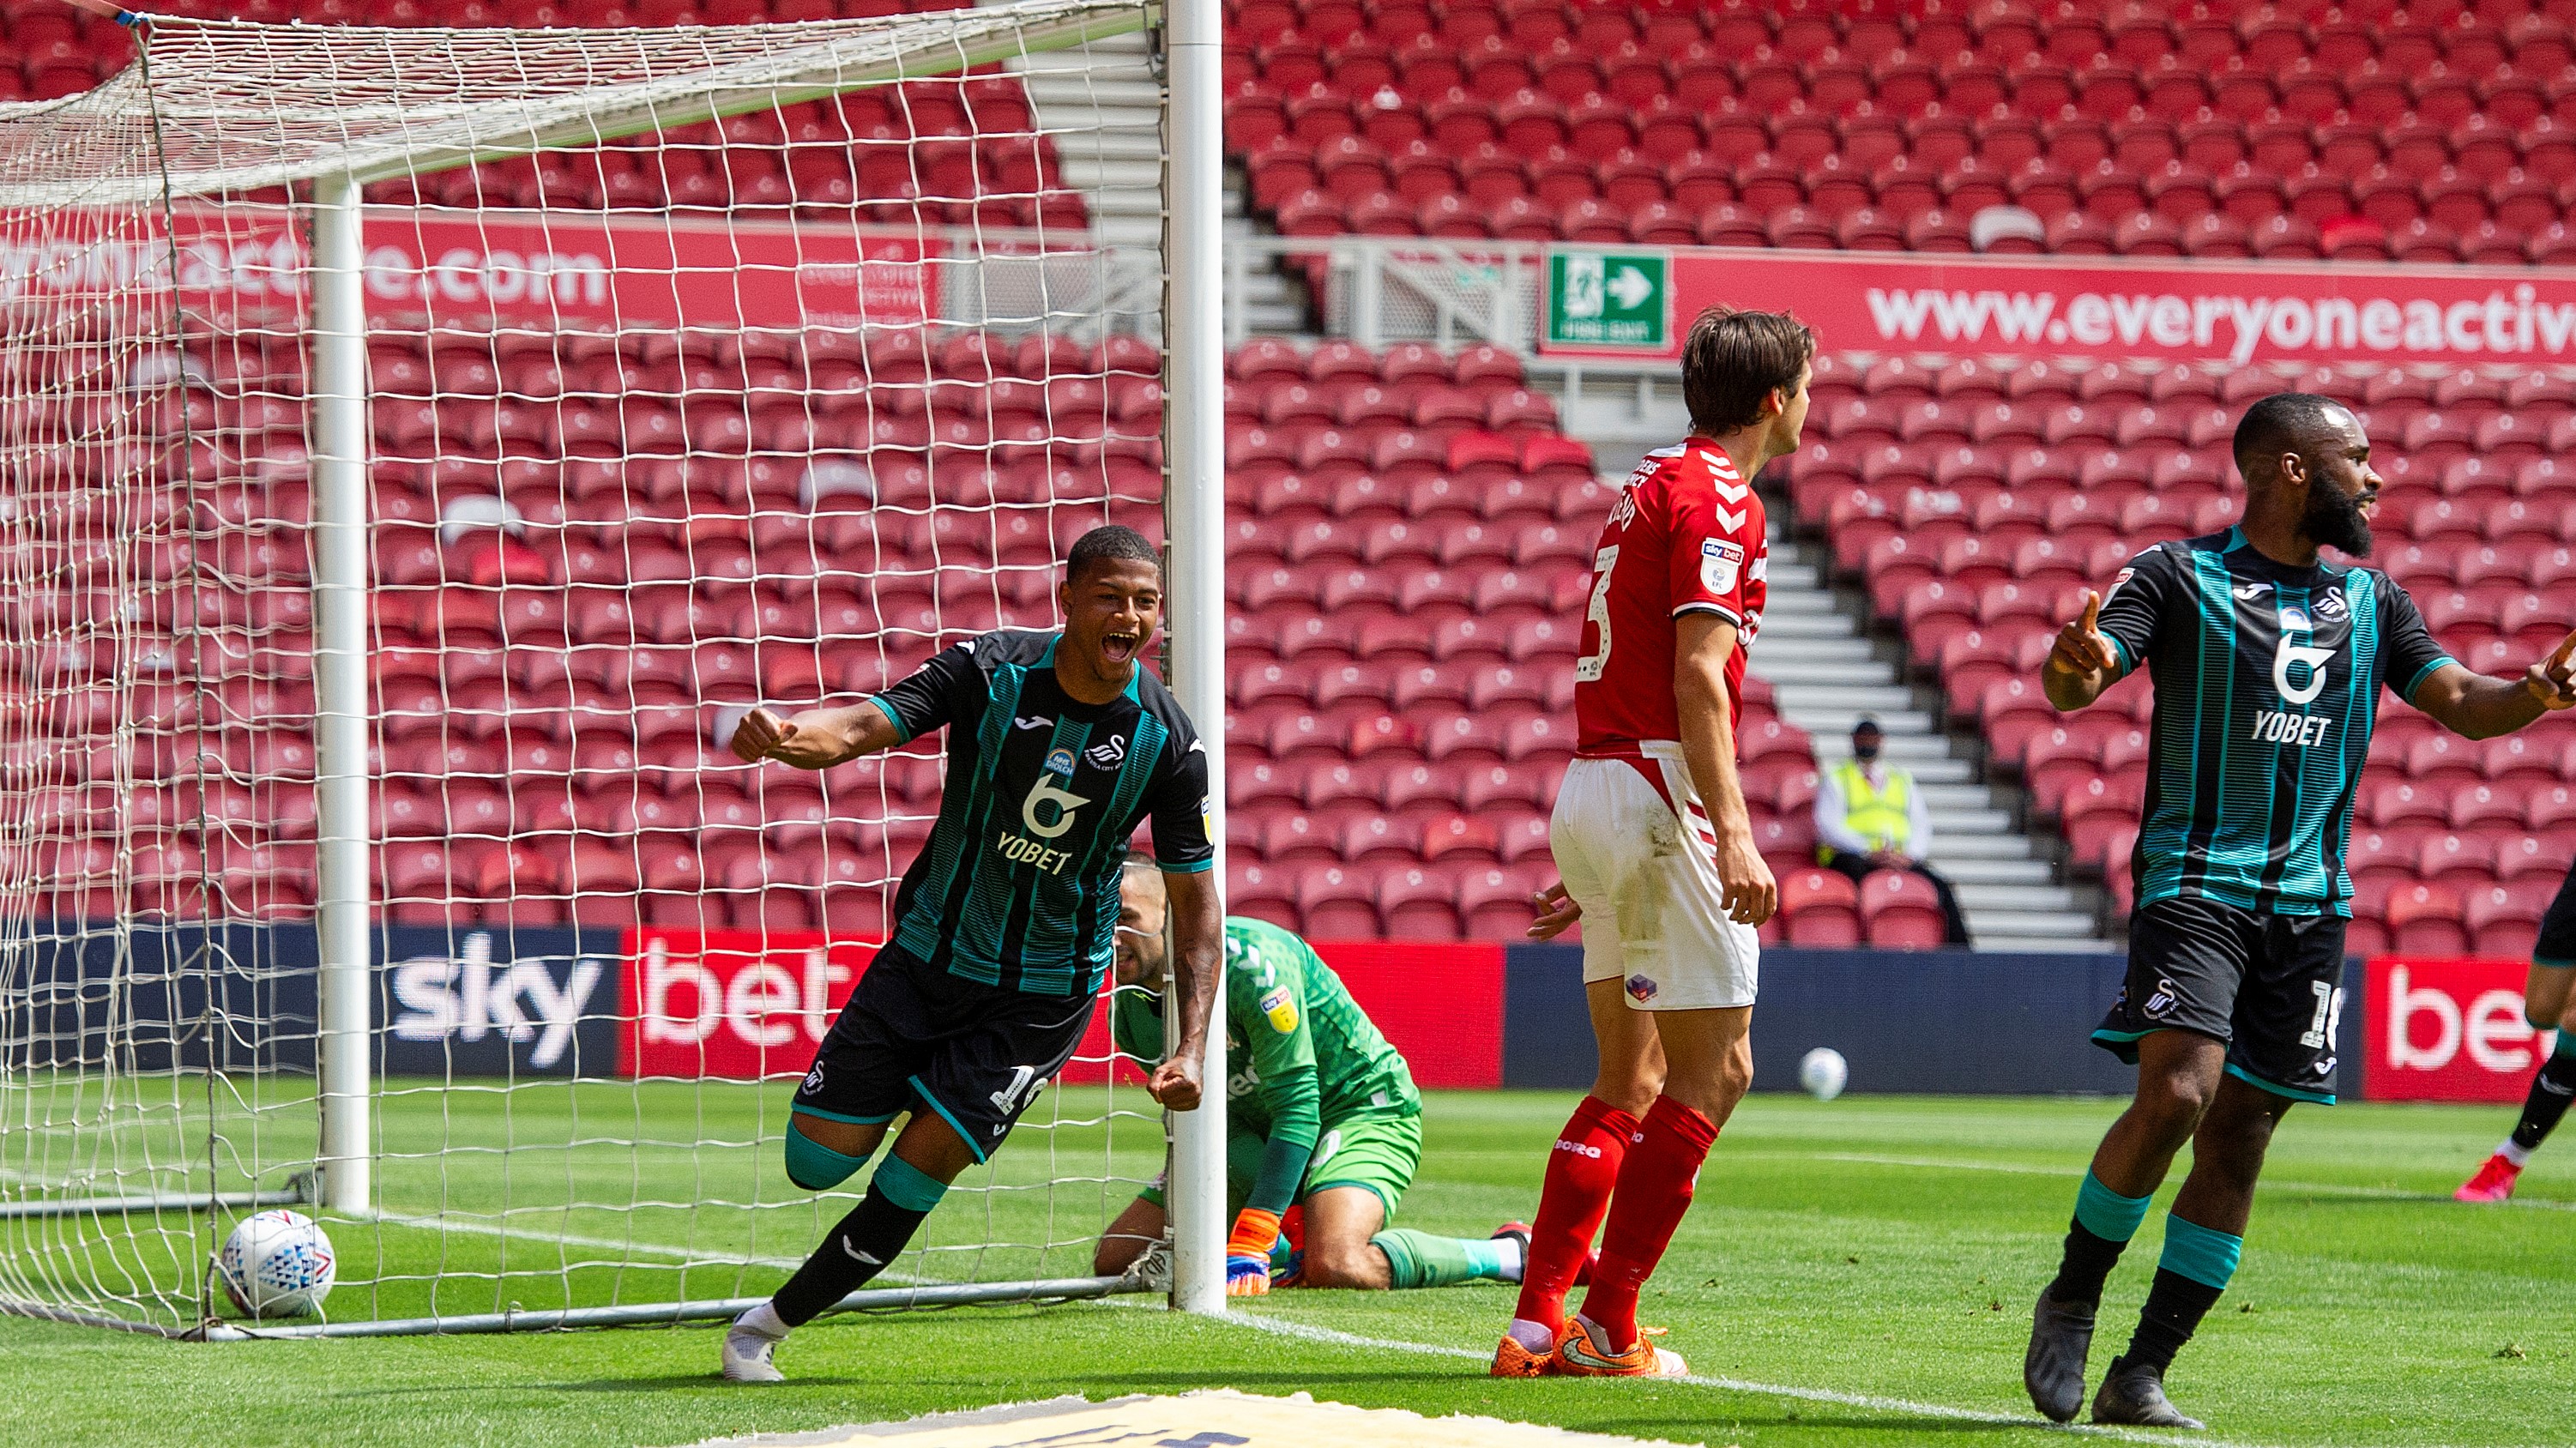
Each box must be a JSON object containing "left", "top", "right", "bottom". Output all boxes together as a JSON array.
[
  {"left": 1699, "top": 537, "right": 1744, "bottom": 594},
  {"left": 1258, "top": 986, "right": 1298, "bottom": 1035}
]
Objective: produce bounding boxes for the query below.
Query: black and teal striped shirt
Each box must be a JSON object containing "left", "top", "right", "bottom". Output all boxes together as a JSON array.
[
  {"left": 2098, "top": 528, "right": 2453, "bottom": 917},
  {"left": 872, "top": 630, "right": 1214, "bottom": 996}
]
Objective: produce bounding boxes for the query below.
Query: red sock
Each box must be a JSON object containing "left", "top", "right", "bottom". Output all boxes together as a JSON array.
[
  {"left": 1579, "top": 1095, "right": 1719, "bottom": 1351},
  {"left": 1511, "top": 1095, "right": 1638, "bottom": 1329}
]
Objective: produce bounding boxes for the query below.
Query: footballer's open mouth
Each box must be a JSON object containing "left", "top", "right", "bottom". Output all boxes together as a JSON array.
[
  {"left": 2358, "top": 490, "right": 2380, "bottom": 519},
  {"left": 1101, "top": 629, "right": 1141, "bottom": 666}
]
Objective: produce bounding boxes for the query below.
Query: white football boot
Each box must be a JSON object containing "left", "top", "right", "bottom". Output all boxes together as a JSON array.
[{"left": 721, "top": 1306, "right": 787, "bottom": 1383}]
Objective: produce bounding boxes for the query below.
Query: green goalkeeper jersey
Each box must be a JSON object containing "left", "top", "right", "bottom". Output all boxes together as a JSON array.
[{"left": 1111, "top": 917, "right": 1420, "bottom": 1149}]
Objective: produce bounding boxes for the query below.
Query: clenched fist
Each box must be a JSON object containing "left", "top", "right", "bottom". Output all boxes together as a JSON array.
[{"left": 728, "top": 705, "right": 798, "bottom": 763}]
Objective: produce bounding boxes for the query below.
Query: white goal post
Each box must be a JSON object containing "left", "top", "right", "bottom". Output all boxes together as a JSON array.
[{"left": 0, "top": 0, "right": 1228, "bottom": 1336}]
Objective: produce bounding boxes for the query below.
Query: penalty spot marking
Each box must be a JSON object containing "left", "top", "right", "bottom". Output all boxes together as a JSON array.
[{"left": 681, "top": 1388, "right": 1690, "bottom": 1447}]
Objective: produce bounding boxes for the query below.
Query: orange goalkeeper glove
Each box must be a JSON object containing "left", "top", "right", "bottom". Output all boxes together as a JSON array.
[{"left": 1225, "top": 1208, "right": 1283, "bottom": 1296}]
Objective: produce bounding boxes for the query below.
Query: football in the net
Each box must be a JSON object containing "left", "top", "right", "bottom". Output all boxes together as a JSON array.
[
  {"left": 218, "top": 1210, "right": 336, "bottom": 1318},
  {"left": 1799, "top": 1047, "right": 1849, "bottom": 1102}
]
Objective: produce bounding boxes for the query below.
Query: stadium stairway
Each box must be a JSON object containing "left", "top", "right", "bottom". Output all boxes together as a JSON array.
[
  {"left": 1756, "top": 526, "right": 2108, "bottom": 951},
  {"left": 999, "top": 15, "right": 1306, "bottom": 329}
]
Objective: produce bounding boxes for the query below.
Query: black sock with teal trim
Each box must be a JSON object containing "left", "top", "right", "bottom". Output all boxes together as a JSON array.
[
  {"left": 2047, "top": 1171, "right": 2153, "bottom": 1308},
  {"left": 772, "top": 1156, "right": 948, "bottom": 1327},
  {"left": 2118, "top": 1214, "right": 2241, "bottom": 1374},
  {"left": 2118, "top": 1269, "right": 2224, "bottom": 1374},
  {"left": 2048, "top": 1222, "right": 2127, "bottom": 1309},
  {"left": 2509, "top": 1039, "right": 2576, "bottom": 1153}
]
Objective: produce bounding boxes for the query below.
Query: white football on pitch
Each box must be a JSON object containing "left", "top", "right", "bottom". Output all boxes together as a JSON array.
[
  {"left": 219, "top": 1209, "right": 336, "bottom": 1318},
  {"left": 1799, "top": 1047, "right": 1849, "bottom": 1102}
]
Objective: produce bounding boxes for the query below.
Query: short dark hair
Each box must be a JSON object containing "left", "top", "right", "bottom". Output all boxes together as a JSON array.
[
  {"left": 2231, "top": 392, "right": 2354, "bottom": 480},
  {"left": 1065, "top": 523, "right": 1160, "bottom": 583},
  {"left": 1681, "top": 305, "right": 1815, "bottom": 436}
]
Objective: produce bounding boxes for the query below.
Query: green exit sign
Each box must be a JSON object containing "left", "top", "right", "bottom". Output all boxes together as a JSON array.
[{"left": 1545, "top": 249, "right": 1670, "bottom": 349}]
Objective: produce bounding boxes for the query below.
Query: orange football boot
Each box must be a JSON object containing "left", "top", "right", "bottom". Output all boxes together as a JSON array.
[
  {"left": 1553, "top": 1315, "right": 1689, "bottom": 1378},
  {"left": 1490, "top": 1317, "right": 1572, "bottom": 1378}
]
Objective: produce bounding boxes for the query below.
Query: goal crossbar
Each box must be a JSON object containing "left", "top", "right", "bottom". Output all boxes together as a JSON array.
[{"left": 0, "top": 0, "right": 1155, "bottom": 206}]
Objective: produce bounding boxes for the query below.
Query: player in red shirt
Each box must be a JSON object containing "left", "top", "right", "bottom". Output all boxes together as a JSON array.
[{"left": 1493, "top": 306, "right": 1814, "bottom": 1379}]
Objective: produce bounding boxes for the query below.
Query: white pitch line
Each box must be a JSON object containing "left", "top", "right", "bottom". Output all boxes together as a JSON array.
[
  {"left": 336, "top": 1207, "right": 2433, "bottom": 1448},
  {"left": 1810, "top": 1154, "right": 2576, "bottom": 1213},
  {"left": 1215, "top": 1311, "right": 2299, "bottom": 1448},
  {"left": 360, "top": 1210, "right": 948, "bottom": 1285},
  {"left": 362, "top": 1210, "right": 804, "bottom": 1269}
]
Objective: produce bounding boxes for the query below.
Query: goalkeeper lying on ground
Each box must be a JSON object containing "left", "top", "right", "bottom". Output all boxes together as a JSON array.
[{"left": 1095, "top": 862, "right": 1526, "bottom": 1293}]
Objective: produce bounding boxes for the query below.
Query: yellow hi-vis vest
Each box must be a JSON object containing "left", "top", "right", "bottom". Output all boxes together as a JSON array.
[{"left": 1824, "top": 761, "right": 1912, "bottom": 860}]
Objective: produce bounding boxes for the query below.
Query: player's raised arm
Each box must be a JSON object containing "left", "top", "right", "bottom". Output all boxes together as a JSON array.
[
  {"left": 733, "top": 639, "right": 983, "bottom": 768},
  {"left": 2408, "top": 630, "right": 2576, "bottom": 737},
  {"left": 1146, "top": 866, "right": 1223, "bottom": 1112},
  {"left": 727, "top": 702, "right": 904, "bottom": 768},
  {"left": 1674, "top": 612, "right": 1776, "bottom": 926}
]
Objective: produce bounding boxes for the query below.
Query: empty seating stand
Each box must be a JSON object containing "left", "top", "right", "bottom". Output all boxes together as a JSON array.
[{"left": 1228, "top": 0, "right": 2576, "bottom": 262}]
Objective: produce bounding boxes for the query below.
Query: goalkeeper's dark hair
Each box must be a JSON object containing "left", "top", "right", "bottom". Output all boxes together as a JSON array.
[
  {"left": 1065, "top": 524, "right": 1161, "bottom": 584},
  {"left": 1681, "top": 305, "right": 1815, "bottom": 437},
  {"left": 2232, "top": 392, "right": 2354, "bottom": 484}
]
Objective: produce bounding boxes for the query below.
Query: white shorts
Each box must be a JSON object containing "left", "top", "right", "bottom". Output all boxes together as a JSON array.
[{"left": 1550, "top": 745, "right": 1759, "bottom": 1011}]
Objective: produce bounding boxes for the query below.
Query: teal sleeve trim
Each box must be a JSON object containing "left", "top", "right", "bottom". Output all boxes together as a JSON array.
[
  {"left": 784, "top": 1120, "right": 869, "bottom": 1191},
  {"left": 1161, "top": 857, "right": 1217, "bottom": 874},
  {"left": 870, "top": 1154, "right": 950, "bottom": 1214},
  {"left": 2223, "top": 1061, "right": 2337, "bottom": 1105},
  {"left": 2090, "top": 1027, "right": 2153, "bottom": 1043},
  {"left": 2536, "top": 957, "right": 2576, "bottom": 971},
  {"left": 905, "top": 1075, "right": 990, "bottom": 1163},
  {"left": 2399, "top": 655, "right": 2456, "bottom": 704},
  {"left": 2073, "top": 1170, "right": 2154, "bottom": 1243},
  {"left": 2107, "top": 633, "right": 2133, "bottom": 673},
  {"left": 1245, "top": 1134, "right": 1314, "bottom": 1217},
  {"left": 2157, "top": 1214, "right": 2244, "bottom": 1291},
  {"left": 866, "top": 694, "right": 913, "bottom": 744}
]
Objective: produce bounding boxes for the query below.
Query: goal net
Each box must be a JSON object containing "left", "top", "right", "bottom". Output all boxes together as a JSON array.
[{"left": 0, "top": 0, "right": 1203, "bottom": 1337}]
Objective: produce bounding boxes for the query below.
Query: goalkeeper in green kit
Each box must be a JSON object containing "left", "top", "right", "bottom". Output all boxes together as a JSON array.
[{"left": 1095, "top": 862, "right": 1529, "bottom": 1294}]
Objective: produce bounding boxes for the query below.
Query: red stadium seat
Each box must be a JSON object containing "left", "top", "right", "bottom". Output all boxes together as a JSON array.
[
  {"left": 1857, "top": 870, "right": 1946, "bottom": 950},
  {"left": 1294, "top": 863, "right": 1380, "bottom": 938},
  {"left": 1378, "top": 866, "right": 1462, "bottom": 939},
  {"left": 2385, "top": 883, "right": 2469, "bottom": 957},
  {"left": 1779, "top": 867, "right": 1862, "bottom": 947},
  {"left": 2466, "top": 883, "right": 2546, "bottom": 960}
]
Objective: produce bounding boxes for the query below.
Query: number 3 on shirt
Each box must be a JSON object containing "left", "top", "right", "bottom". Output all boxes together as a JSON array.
[{"left": 1574, "top": 545, "right": 1619, "bottom": 683}]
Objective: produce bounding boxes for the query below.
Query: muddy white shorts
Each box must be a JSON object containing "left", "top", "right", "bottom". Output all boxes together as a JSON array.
[{"left": 1550, "top": 744, "right": 1759, "bottom": 1011}]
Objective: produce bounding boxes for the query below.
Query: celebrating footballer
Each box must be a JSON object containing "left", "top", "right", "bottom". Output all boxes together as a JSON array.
[
  {"left": 2024, "top": 394, "right": 2576, "bottom": 1428},
  {"left": 715, "top": 525, "right": 1220, "bottom": 1384}
]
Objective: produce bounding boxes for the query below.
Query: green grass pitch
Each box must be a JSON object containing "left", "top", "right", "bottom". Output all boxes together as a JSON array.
[{"left": 3, "top": 1089, "right": 2571, "bottom": 1447}]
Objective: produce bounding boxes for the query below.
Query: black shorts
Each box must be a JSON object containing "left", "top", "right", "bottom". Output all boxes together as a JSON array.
[
  {"left": 2537, "top": 861, "right": 2576, "bottom": 968},
  {"left": 791, "top": 944, "right": 1098, "bottom": 1162},
  {"left": 2092, "top": 896, "right": 2349, "bottom": 1105}
]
